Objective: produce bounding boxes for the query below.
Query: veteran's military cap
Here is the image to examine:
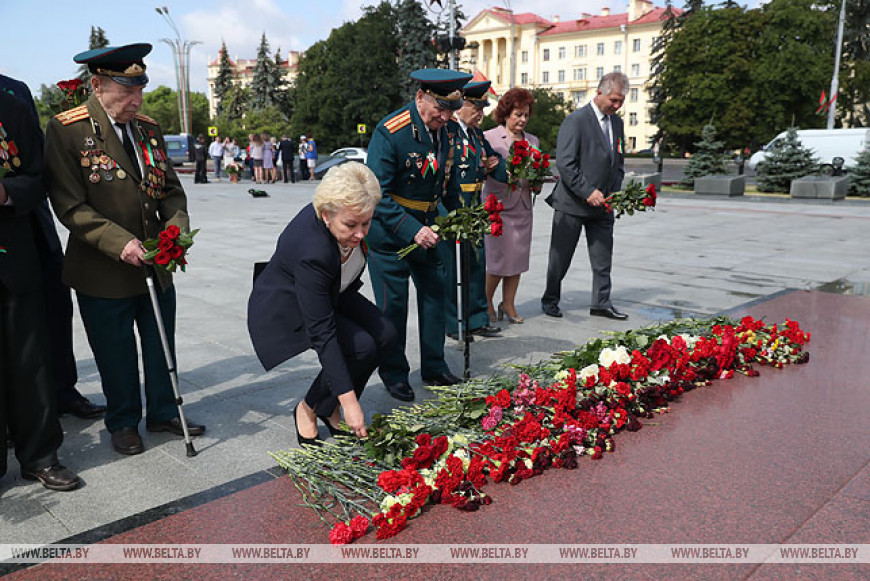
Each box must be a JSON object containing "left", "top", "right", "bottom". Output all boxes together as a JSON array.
[
  {"left": 411, "top": 68, "right": 473, "bottom": 111},
  {"left": 463, "top": 81, "right": 492, "bottom": 107},
  {"left": 74, "top": 43, "right": 152, "bottom": 86}
]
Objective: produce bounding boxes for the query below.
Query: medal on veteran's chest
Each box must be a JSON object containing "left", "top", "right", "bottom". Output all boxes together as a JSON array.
[
  {"left": 116, "top": 168, "right": 127, "bottom": 180},
  {"left": 89, "top": 169, "right": 101, "bottom": 183},
  {"left": 84, "top": 137, "right": 95, "bottom": 148}
]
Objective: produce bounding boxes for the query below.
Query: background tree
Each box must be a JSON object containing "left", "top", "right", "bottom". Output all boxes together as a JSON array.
[
  {"left": 847, "top": 147, "right": 870, "bottom": 196},
  {"left": 681, "top": 123, "right": 729, "bottom": 187},
  {"left": 657, "top": 4, "right": 761, "bottom": 153},
  {"left": 292, "top": 1, "right": 404, "bottom": 150},
  {"left": 647, "top": 2, "right": 682, "bottom": 152},
  {"left": 249, "top": 33, "right": 282, "bottom": 110},
  {"left": 78, "top": 26, "right": 109, "bottom": 83},
  {"left": 756, "top": 127, "right": 819, "bottom": 192},
  {"left": 840, "top": 0, "right": 870, "bottom": 126},
  {"left": 750, "top": 0, "right": 836, "bottom": 144},
  {"left": 479, "top": 88, "right": 571, "bottom": 155},
  {"left": 433, "top": 3, "right": 466, "bottom": 69},
  {"left": 140, "top": 86, "right": 209, "bottom": 135},
  {"left": 213, "top": 41, "right": 234, "bottom": 117},
  {"left": 395, "top": 0, "right": 438, "bottom": 101}
]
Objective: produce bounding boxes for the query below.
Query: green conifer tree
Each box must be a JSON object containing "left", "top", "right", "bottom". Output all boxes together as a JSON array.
[
  {"left": 249, "top": 33, "right": 280, "bottom": 110},
  {"left": 214, "top": 41, "right": 234, "bottom": 117},
  {"left": 78, "top": 26, "right": 110, "bottom": 83},
  {"left": 847, "top": 147, "right": 870, "bottom": 197},
  {"left": 682, "top": 123, "right": 729, "bottom": 187},
  {"left": 395, "top": 0, "right": 438, "bottom": 100},
  {"left": 756, "top": 127, "right": 819, "bottom": 192}
]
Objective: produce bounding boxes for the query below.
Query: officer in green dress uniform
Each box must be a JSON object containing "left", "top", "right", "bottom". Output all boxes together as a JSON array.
[
  {"left": 44, "top": 44, "right": 205, "bottom": 456},
  {"left": 441, "top": 80, "right": 508, "bottom": 340},
  {"left": 365, "top": 68, "right": 472, "bottom": 401}
]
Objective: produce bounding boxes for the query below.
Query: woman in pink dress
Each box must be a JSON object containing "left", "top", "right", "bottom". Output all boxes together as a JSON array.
[{"left": 482, "top": 88, "right": 537, "bottom": 324}]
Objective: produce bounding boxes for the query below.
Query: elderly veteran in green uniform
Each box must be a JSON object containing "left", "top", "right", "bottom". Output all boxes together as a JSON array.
[
  {"left": 365, "top": 68, "right": 472, "bottom": 402},
  {"left": 44, "top": 43, "right": 205, "bottom": 456},
  {"left": 441, "top": 80, "right": 508, "bottom": 341}
]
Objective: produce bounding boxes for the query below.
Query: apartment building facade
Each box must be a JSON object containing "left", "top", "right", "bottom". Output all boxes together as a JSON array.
[
  {"left": 205, "top": 50, "right": 300, "bottom": 117},
  {"left": 461, "top": 0, "right": 675, "bottom": 152}
]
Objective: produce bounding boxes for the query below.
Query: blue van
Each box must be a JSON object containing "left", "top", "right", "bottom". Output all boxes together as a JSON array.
[{"left": 163, "top": 134, "right": 194, "bottom": 166}]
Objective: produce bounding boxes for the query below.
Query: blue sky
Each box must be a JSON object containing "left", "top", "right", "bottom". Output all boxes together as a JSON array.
[{"left": 2, "top": 1, "right": 759, "bottom": 97}]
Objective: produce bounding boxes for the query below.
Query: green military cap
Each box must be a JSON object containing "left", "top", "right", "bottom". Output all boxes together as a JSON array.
[
  {"left": 74, "top": 43, "right": 152, "bottom": 86},
  {"left": 463, "top": 81, "right": 492, "bottom": 107},
  {"left": 411, "top": 68, "right": 473, "bottom": 111}
]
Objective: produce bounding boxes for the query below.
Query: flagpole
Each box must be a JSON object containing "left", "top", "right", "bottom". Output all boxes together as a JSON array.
[{"left": 827, "top": 0, "right": 846, "bottom": 129}]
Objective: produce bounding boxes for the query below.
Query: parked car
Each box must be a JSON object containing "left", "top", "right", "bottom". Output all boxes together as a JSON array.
[
  {"left": 748, "top": 128, "right": 870, "bottom": 171},
  {"left": 163, "top": 134, "right": 194, "bottom": 166},
  {"left": 329, "top": 147, "right": 367, "bottom": 163}
]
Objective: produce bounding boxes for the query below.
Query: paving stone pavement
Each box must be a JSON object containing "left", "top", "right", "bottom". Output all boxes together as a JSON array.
[{"left": 2, "top": 174, "right": 869, "bottom": 545}]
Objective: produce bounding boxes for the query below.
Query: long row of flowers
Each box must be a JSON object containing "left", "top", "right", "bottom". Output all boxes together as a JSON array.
[{"left": 272, "top": 315, "right": 810, "bottom": 545}]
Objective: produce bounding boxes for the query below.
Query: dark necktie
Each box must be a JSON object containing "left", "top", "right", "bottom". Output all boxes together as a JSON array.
[
  {"left": 115, "top": 122, "right": 141, "bottom": 178},
  {"left": 602, "top": 115, "right": 613, "bottom": 160},
  {"left": 430, "top": 130, "right": 439, "bottom": 154}
]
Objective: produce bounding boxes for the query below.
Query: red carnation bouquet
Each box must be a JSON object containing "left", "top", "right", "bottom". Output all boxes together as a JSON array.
[
  {"left": 142, "top": 225, "right": 199, "bottom": 272},
  {"left": 55, "top": 78, "right": 88, "bottom": 112},
  {"left": 604, "top": 182, "right": 657, "bottom": 219},
  {"left": 507, "top": 139, "right": 551, "bottom": 194},
  {"left": 397, "top": 194, "right": 503, "bottom": 259}
]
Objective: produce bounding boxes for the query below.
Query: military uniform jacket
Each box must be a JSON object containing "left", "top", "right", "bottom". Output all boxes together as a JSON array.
[
  {"left": 366, "top": 102, "right": 454, "bottom": 252},
  {"left": 44, "top": 95, "right": 189, "bottom": 298},
  {"left": 0, "top": 92, "right": 45, "bottom": 294},
  {"left": 444, "top": 119, "right": 507, "bottom": 211}
]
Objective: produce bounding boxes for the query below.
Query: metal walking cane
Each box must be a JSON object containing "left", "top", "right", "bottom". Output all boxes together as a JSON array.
[
  {"left": 460, "top": 238, "right": 472, "bottom": 379},
  {"left": 144, "top": 265, "right": 198, "bottom": 457}
]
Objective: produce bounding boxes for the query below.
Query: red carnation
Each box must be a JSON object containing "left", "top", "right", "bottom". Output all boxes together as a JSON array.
[
  {"left": 329, "top": 522, "right": 354, "bottom": 545},
  {"left": 349, "top": 515, "right": 369, "bottom": 538},
  {"left": 512, "top": 156, "right": 522, "bottom": 165},
  {"left": 154, "top": 251, "right": 172, "bottom": 265},
  {"left": 164, "top": 225, "right": 181, "bottom": 240},
  {"left": 490, "top": 222, "right": 503, "bottom": 236}
]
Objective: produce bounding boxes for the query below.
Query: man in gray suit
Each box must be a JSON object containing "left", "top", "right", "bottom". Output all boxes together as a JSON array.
[{"left": 541, "top": 72, "right": 629, "bottom": 320}]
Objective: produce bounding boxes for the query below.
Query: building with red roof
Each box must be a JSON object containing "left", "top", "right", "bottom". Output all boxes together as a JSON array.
[{"left": 205, "top": 48, "right": 301, "bottom": 117}]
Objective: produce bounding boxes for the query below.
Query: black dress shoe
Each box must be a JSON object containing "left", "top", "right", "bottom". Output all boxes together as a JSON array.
[
  {"left": 447, "top": 332, "right": 474, "bottom": 342},
  {"left": 471, "top": 325, "right": 502, "bottom": 338},
  {"left": 542, "top": 303, "right": 563, "bottom": 318},
  {"left": 294, "top": 404, "right": 322, "bottom": 447},
  {"left": 386, "top": 382, "right": 415, "bottom": 402},
  {"left": 590, "top": 306, "right": 629, "bottom": 320},
  {"left": 317, "top": 414, "right": 352, "bottom": 438},
  {"left": 146, "top": 417, "right": 206, "bottom": 437},
  {"left": 111, "top": 427, "right": 145, "bottom": 455},
  {"left": 60, "top": 397, "right": 107, "bottom": 419},
  {"left": 422, "top": 372, "right": 462, "bottom": 387},
  {"left": 22, "top": 465, "right": 80, "bottom": 491}
]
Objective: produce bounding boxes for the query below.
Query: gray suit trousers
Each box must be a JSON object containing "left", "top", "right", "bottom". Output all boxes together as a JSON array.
[{"left": 542, "top": 209, "right": 615, "bottom": 309}]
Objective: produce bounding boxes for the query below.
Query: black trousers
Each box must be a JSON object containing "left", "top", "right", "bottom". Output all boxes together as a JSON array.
[
  {"left": 542, "top": 209, "right": 615, "bottom": 309},
  {"left": 194, "top": 159, "right": 207, "bottom": 183},
  {"left": 299, "top": 159, "right": 310, "bottom": 181},
  {"left": 282, "top": 159, "right": 295, "bottom": 183},
  {"left": 304, "top": 291, "right": 396, "bottom": 417},
  {"left": 0, "top": 283, "right": 63, "bottom": 477}
]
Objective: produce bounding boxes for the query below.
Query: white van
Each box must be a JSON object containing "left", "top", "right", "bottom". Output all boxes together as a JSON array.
[{"left": 748, "top": 128, "right": 870, "bottom": 171}]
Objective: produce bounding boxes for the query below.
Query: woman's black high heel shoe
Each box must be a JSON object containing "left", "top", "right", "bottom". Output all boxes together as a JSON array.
[
  {"left": 317, "top": 414, "right": 353, "bottom": 438},
  {"left": 294, "top": 403, "right": 322, "bottom": 447}
]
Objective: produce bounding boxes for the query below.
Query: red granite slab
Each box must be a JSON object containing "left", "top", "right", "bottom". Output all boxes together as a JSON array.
[{"left": 8, "top": 290, "right": 869, "bottom": 580}]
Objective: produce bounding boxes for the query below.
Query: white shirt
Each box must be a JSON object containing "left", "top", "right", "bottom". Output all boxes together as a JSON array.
[
  {"left": 208, "top": 140, "right": 224, "bottom": 157},
  {"left": 339, "top": 246, "right": 365, "bottom": 293},
  {"left": 591, "top": 100, "right": 612, "bottom": 147}
]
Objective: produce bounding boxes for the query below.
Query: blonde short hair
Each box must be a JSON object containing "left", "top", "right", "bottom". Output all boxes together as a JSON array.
[{"left": 313, "top": 162, "right": 382, "bottom": 218}]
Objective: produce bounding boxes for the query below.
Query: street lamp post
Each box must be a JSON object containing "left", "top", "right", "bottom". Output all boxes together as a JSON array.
[
  {"left": 155, "top": 6, "right": 201, "bottom": 135},
  {"left": 827, "top": 0, "right": 847, "bottom": 129}
]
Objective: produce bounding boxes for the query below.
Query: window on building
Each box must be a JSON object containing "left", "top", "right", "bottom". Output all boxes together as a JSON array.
[
  {"left": 542, "top": 71, "right": 549, "bottom": 83},
  {"left": 629, "top": 112, "right": 638, "bottom": 126},
  {"left": 630, "top": 88, "right": 639, "bottom": 102},
  {"left": 521, "top": 72, "right": 528, "bottom": 84},
  {"left": 575, "top": 44, "right": 586, "bottom": 58},
  {"left": 613, "top": 65, "right": 621, "bottom": 73},
  {"left": 556, "top": 91, "right": 564, "bottom": 99},
  {"left": 633, "top": 38, "right": 641, "bottom": 52},
  {"left": 597, "top": 43, "right": 605, "bottom": 56},
  {"left": 573, "top": 67, "right": 586, "bottom": 81},
  {"left": 631, "top": 63, "right": 640, "bottom": 77},
  {"left": 558, "top": 46, "right": 566, "bottom": 60},
  {"left": 629, "top": 137, "right": 637, "bottom": 150},
  {"left": 558, "top": 70, "right": 565, "bottom": 83},
  {"left": 596, "top": 67, "right": 604, "bottom": 80},
  {"left": 571, "top": 90, "right": 587, "bottom": 105},
  {"left": 614, "top": 40, "right": 622, "bottom": 55},
  {"left": 543, "top": 48, "right": 550, "bottom": 61},
  {"left": 521, "top": 50, "right": 528, "bottom": 63}
]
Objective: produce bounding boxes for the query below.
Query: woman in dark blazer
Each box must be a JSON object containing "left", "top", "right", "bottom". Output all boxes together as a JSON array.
[{"left": 247, "top": 162, "right": 395, "bottom": 445}]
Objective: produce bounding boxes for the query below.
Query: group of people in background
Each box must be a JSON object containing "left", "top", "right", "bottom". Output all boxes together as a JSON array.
[{"left": 192, "top": 133, "right": 318, "bottom": 184}]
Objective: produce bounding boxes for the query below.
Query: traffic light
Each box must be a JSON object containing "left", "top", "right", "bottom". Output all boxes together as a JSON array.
[{"left": 435, "top": 36, "right": 467, "bottom": 52}]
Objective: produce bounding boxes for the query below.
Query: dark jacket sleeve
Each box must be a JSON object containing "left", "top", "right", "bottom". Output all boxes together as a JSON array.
[
  {"left": 555, "top": 109, "right": 595, "bottom": 201},
  {"left": 2, "top": 96, "right": 45, "bottom": 216}
]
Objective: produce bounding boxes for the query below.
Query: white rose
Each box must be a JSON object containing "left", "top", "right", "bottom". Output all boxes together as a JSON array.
[{"left": 578, "top": 364, "right": 599, "bottom": 383}]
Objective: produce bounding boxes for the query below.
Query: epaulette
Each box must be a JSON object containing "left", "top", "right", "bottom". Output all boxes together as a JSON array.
[
  {"left": 54, "top": 105, "right": 89, "bottom": 126},
  {"left": 384, "top": 110, "right": 411, "bottom": 134},
  {"left": 134, "top": 112, "right": 158, "bottom": 125}
]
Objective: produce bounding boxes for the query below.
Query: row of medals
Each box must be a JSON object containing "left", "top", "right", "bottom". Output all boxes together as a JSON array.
[
  {"left": 81, "top": 150, "right": 125, "bottom": 183},
  {"left": 0, "top": 123, "right": 21, "bottom": 171}
]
